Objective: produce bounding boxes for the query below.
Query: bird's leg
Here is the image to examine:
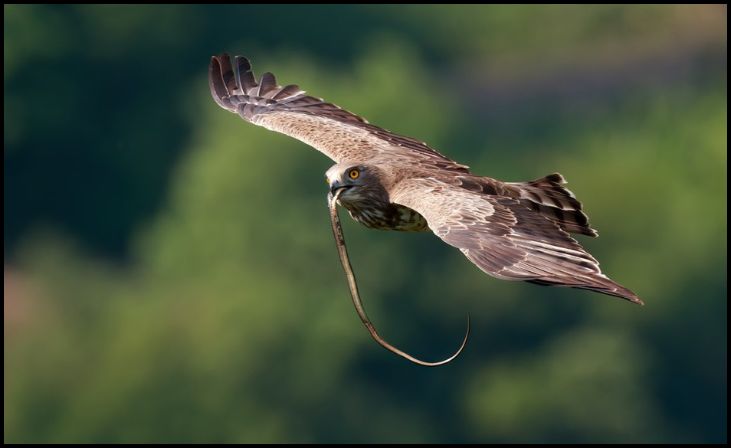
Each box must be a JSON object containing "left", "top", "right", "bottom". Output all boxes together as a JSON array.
[{"left": 327, "top": 189, "right": 470, "bottom": 366}]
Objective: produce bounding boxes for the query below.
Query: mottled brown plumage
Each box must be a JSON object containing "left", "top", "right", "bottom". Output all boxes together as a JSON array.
[{"left": 209, "top": 54, "right": 643, "bottom": 305}]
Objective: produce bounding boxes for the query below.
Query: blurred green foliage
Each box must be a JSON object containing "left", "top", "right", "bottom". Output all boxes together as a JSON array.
[{"left": 4, "top": 4, "right": 727, "bottom": 443}]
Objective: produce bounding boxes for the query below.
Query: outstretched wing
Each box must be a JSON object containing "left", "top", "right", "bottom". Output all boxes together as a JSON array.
[
  {"left": 391, "top": 178, "right": 643, "bottom": 304},
  {"left": 209, "top": 54, "right": 469, "bottom": 171}
]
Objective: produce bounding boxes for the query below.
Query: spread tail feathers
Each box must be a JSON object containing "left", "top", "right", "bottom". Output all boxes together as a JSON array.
[{"left": 508, "top": 173, "right": 598, "bottom": 237}]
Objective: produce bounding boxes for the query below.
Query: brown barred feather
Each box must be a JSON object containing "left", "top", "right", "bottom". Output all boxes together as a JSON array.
[
  {"left": 258, "top": 72, "right": 278, "bottom": 98},
  {"left": 392, "top": 178, "right": 642, "bottom": 305},
  {"left": 506, "top": 173, "right": 598, "bottom": 237}
]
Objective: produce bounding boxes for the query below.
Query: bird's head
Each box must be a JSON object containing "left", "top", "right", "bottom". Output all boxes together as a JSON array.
[{"left": 325, "top": 163, "right": 388, "bottom": 204}]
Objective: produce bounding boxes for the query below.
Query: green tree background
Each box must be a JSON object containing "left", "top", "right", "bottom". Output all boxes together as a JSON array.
[{"left": 4, "top": 5, "right": 727, "bottom": 443}]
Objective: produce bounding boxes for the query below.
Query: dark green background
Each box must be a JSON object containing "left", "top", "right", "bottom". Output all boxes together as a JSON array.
[{"left": 4, "top": 5, "right": 727, "bottom": 443}]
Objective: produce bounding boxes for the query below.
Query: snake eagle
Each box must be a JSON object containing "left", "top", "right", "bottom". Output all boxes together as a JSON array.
[{"left": 209, "top": 54, "right": 643, "bottom": 306}]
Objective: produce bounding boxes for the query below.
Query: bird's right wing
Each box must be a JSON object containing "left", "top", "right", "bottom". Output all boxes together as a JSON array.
[
  {"left": 209, "top": 54, "right": 469, "bottom": 172},
  {"left": 391, "top": 178, "right": 642, "bottom": 304}
]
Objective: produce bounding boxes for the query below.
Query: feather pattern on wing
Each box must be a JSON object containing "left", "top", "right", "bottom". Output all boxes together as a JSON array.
[
  {"left": 391, "top": 178, "right": 642, "bottom": 304},
  {"left": 209, "top": 54, "right": 469, "bottom": 171},
  {"left": 504, "top": 173, "right": 598, "bottom": 237}
]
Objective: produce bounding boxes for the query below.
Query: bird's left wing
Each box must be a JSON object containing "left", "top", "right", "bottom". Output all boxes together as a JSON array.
[
  {"left": 391, "top": 178, "right": 643, "bottom": 304},
  {"left": 209, "top": 54, "right": 469, "bottom": 171}
]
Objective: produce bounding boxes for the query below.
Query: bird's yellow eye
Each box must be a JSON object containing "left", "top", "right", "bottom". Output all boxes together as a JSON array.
[{"left": 348, "top": 169, "right": 360, "bottom": 180}]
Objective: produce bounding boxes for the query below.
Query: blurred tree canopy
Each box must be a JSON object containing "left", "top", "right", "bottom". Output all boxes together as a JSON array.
[{"left": 4, "top": 4, "right": 727, "bottom": 443}]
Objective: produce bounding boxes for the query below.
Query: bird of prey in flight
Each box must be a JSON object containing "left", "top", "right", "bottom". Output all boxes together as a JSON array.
[{"left": 209, "top": 54, "right": 643, "bottom": 365}]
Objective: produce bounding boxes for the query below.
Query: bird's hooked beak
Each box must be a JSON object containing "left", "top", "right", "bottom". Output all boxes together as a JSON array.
[{"left": 328, "top": 178, "right": 352, "bottom": 196}]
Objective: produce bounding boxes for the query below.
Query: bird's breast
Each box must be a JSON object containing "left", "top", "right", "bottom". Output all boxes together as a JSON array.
[{"left": 341, "top": 200, "right": 428, "bottom": 232}]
